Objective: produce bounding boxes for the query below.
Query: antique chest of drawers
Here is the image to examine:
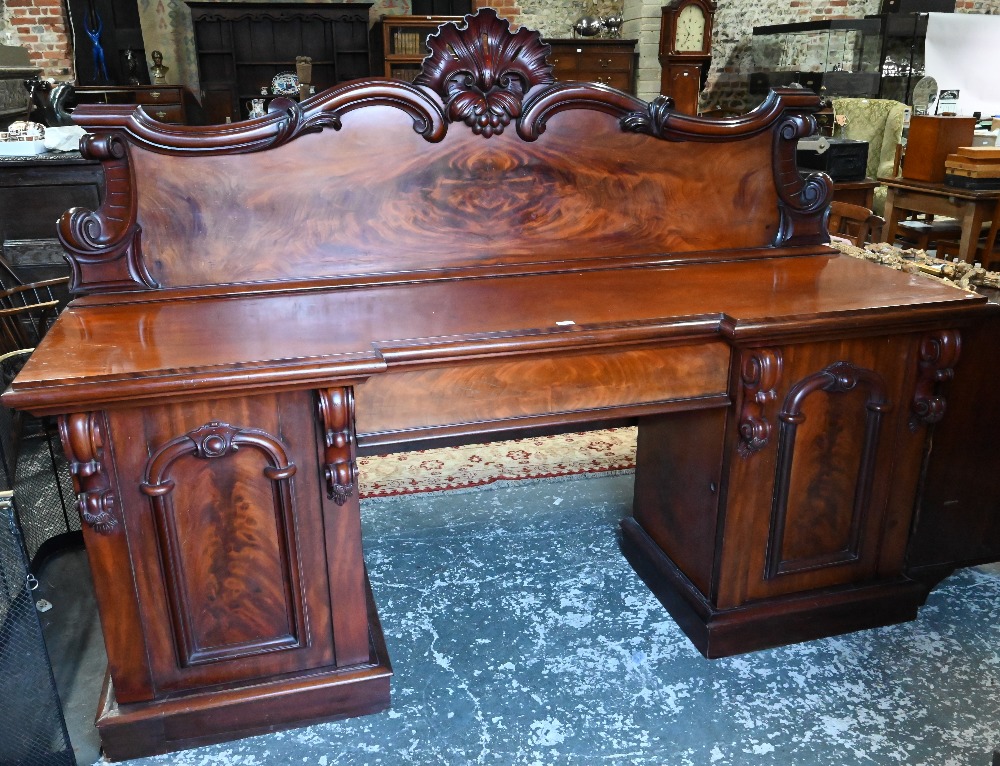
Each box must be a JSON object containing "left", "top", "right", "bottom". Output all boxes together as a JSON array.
[
  {"left": 74, "top": 85, "right": 194, "bottom": 125},
  {"left": 545, "top": 38, "right": 638, "bottom": 94}
]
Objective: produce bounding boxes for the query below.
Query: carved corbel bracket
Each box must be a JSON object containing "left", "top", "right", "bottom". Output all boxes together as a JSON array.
[
  {"left": 58, "top": 412, "right": 118, "bottom": 535},
  {"left": 415, "top": 8, "right": 554, "bottom": 137},
  {"left": 910, "top": 329, "right": 962, "bottom": 431},
  {"left": 57, "top": 132, "right": 158, "bottom": 295},
  {"left": 317, "top": 388, "right": 358, "bottom": 506},
  {"left": 737, "top": 348, "right": 782, "bottom": 458}
]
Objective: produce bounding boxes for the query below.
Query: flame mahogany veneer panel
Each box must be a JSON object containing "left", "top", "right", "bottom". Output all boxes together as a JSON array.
[
  {"left": 354, "top": 343, "right": 730, "bottom": 437},
  {"left": 103, "top": 390, "right": 369, "bottom": 695},
  {"left": 130, "top": 109, "right": 778, "bottom": 288}
]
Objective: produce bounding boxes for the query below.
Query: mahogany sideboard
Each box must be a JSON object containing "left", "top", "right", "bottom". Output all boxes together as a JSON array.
[{"left": 2, "top": 10, "right": 992, "bottom": 760}]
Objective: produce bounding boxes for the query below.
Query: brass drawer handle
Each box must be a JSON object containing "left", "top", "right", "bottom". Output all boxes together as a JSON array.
[
  {"left": 150, "top": 91, "right": 161, "bottom": 99},
  {"left": 155, "top": 111, "right": 167, "bottom": 119},
  {"left": 600, "top": 58, "right": 610, "bottom": 68}
]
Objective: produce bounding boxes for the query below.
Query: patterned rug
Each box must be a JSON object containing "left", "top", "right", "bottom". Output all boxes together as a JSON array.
[{"left": 358, "top": 427, "right": 637, "bottom": 498}]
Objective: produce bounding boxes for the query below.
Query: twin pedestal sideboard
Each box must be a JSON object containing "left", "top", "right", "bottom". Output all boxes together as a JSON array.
[{"left": 4, "top": 11, "right": 995, "bottom": 760}]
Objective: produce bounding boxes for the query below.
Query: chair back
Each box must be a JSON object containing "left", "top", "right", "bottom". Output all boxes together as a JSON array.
[{"left": 829, "top": 201, "right": 885, "bottom": 247}]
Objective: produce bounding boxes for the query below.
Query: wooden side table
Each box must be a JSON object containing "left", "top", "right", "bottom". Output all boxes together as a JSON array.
[{"left": 879, "top": 177, "right": 1000, "bottom": 264}]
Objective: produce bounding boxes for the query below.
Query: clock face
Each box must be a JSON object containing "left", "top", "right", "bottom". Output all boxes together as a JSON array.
[{"left": 675, "top": 4, "right": 707, "bottom": 53}]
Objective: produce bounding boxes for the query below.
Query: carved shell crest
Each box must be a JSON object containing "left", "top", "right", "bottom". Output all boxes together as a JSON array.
[{"left": 414, "top": 8, "right": 554, "bottom": 137}]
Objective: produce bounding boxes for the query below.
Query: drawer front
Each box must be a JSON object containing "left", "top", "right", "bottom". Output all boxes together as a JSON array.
[
  {"left": 587, "top": 50, "right": 634, "bottom": 72},
  {"left": 135, "top": 87, "right": 184, "bottom": 105},
  {"left": 579, "top": 71, "right": 632, "bottom": 90},
  {"left": 142, "top": 103, "right": 185, "bottom": 124},
  {"left": 355, "top": 343, "right": 730, "bottom": 438}
]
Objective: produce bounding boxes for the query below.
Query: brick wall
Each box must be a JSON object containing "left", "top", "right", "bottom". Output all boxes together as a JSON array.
[
  {"left": 7, "top": 1, "right": 1000, "bottom": 104},
  {"left": 1, "top": 0, "right": 74, "bottom": 80},
  {"left": 704, "top": 0, "right": 1000, "bottom": 113}
]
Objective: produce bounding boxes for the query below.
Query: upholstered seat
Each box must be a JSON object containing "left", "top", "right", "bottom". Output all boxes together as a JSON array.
[{"left": 831, "top": 97, "right": 907, "bottom": 216}]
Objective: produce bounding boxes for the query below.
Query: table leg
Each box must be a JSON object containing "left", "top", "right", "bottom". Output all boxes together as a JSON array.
[
  {"left": 881, "top": 188, "right": 900, "bottom": 244},
  {"left": 957, "top": 200, "right": 988, "bottom": 264}
]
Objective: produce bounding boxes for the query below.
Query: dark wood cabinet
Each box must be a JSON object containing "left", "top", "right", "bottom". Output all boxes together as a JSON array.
[
  {"left": 372, "top": 15, "right": 461, "bottom": 82},
  {"left": 0, "top": 154, "right": 102, "bottom": 293},
  {"left": 73, "top": 85, "right": 200, "bottom": 125},
  {"left": 187, "top": 2, "right": 373, "bottom": 124},
  {"left": 545, "top": 39, "right": 638, "bottom": 94}
]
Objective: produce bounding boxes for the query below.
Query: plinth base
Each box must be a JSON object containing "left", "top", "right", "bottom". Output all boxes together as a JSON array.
[
  {"left": 97, "top": 583, "right": 393, "bottom": 761},
  {"left": 620, "top": 517, "right": 925, "bottom": 658}
]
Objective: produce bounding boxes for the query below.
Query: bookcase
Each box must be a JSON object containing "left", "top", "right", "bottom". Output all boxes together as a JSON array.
[
  {"left": 372, "top": 15, "right": 462, "bottom": 83},
  {"left": 187, "top": 2, "right": 373, "bottom": 124}
]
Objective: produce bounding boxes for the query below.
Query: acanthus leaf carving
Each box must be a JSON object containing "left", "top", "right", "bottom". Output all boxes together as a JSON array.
[
  {"left": 414, "top": 8, "right": 554, "bottom": 137},
  {"left": 737, "top": 348, "right": 782, "bottom": 458},
  {"left": 620, "top": 95, "right": 678, "bottom": 138},
  {"left": 910, "top": 329, "right": 961, "bottom": 431},
  {"left": 58, "top": 412, "right": 118, "bottom": 535},
  {"left": 317, "top": 388, "right": 358, "bottom": 506}
]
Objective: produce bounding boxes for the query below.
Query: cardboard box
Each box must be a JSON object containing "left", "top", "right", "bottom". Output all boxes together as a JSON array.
[{"left": 903, "top": 116, "right": 977, "bottom": 183}]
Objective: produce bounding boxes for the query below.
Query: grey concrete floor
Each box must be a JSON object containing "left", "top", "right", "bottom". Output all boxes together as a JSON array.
[
  {"left": 35, "top": 545, "right": 105, "bottom": 765},
  {"left": 30, "top": 473, "right": 1000, "bottom": 765}
]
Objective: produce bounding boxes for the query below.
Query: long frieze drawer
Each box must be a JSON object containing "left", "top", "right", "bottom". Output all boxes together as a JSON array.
[{"left": 355, "top": 343, "right": 730, "bottom": 437}]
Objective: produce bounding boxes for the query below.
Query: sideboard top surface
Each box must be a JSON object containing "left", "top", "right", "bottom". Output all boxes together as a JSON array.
[{"left": 6, "top": 253, "right": 984, "bottom": 412}]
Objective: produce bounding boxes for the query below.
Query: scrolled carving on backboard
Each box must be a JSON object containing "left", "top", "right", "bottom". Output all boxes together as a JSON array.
[
  {"left": 317, "top": 387, "right": 358, "bottom": 506},
  {"left": 414, "top": 8, "right": 554, "bottom": 137},
  {"left": 57, "top": 132, "right": 159, "bottom": 294},
  {"left": 737, "top": 348, "right": 782, "bottom": 458},
  {"left": 140, "top": 421, "right": 297, "bottom": 498},
  {"left": 58, "top": 412, "right": 118, "bottom": 535},
  {"left": 910, "top": 329, "right": 961, "bottom": 431},
  {"left": 773, "top": 112, "right": 832, "bottom": 246},
  {"left": 619, "top": 95, "right": 678, "bottom": 138}
]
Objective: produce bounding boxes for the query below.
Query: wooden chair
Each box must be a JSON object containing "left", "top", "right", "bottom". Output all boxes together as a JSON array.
[
  {"left": 828, "top": 201, "right": 885, "bottom": 246},
  {"left": 0, "top": 294, "right": 73, "bottom": 566},
  {"left": 933, "top": 198, "right": 1000, "bottom": 269}
]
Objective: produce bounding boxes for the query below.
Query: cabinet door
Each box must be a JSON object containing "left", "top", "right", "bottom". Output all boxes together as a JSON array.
[
  {"left": 105, "top": 390, "right": 358, "bottom": 695},
  {"left": 719, "top": 336, "right": 927, "bottom": 607}
]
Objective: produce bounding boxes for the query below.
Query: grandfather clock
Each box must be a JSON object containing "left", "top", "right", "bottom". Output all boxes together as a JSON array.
[{"left": 659, "top": 0, "right": 716, "bottom": 115}]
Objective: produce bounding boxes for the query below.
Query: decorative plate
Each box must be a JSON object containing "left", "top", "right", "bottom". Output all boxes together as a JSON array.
[{"left": 270, "top": 71, "right": 299, "bottom": 96}]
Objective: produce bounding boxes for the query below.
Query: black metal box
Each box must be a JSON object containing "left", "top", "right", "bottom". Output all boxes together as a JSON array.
[{"left": 796, "top": 138, "right": 869, "bottom": 182}]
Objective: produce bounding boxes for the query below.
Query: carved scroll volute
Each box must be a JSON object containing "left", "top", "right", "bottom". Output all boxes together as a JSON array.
[
  {"left": 773, "top": 114, "right": 832, "bottom": 247},
  {"left": 58, "top": 412, "right": 118, "bottom": 535},
  {"left": 910, "top": 329, "right": 962, "bottom": 431},
  {"left": 737, "top": 348, "right": 782, "bottom": 458},
  {"left": 57, "top": 132, "right": 158, "bottom": 294},
  {"left": 317, "top": 388, "right": 358, "bottom": 506},
  {"left": 414, "top": 8, "right": 554, "bottom": 137}
]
